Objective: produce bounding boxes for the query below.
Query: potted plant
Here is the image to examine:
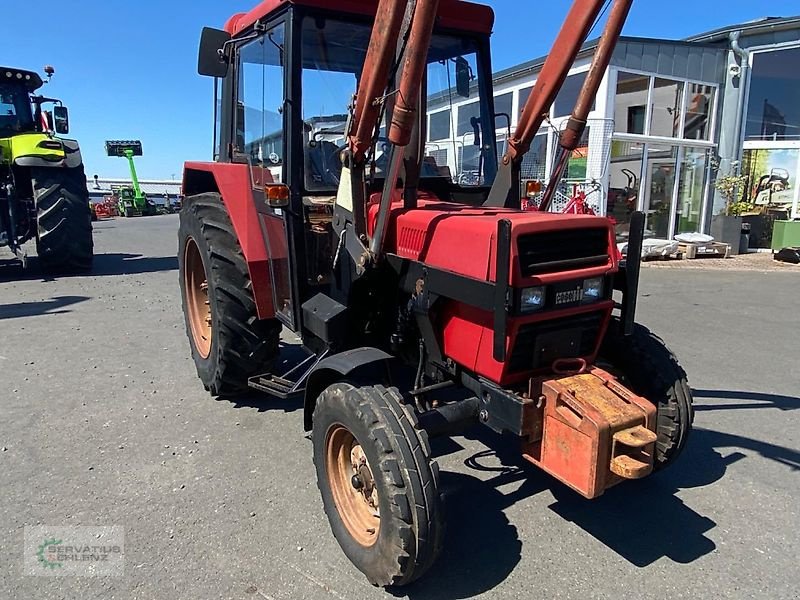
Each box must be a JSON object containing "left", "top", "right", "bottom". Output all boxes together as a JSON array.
[{"left": 711, "top": 161, "right": 752, "bottom": 254}]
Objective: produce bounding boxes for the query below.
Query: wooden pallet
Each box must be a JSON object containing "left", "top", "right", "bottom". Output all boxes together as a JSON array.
[{"left": 676, "top": 241, "right": 731, "bottom": 259}]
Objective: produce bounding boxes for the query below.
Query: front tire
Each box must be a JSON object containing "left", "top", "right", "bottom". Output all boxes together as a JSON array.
[
  {"left": 600, "top": 319, "right": 694, "bottom": 469},
  {"left": 178, "top": 192, "right": 281, "bottom": 395},
  {"left": 312, "top": 383, "right": 443, "bottom": 587},
  {"left": 33, "top": 166, "right": 93, "bottom": 273}
]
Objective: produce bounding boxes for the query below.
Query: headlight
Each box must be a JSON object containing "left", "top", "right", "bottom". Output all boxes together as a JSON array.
[
  {"left": 520, "top": 286, "right": 546, "bottom": 312},
  {"left": 582, "top": 277, "right": 604, "bottom": 303}
]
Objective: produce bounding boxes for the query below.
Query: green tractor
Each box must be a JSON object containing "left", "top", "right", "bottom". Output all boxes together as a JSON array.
[
  {"left": 0, "top": 65, "right": 93, "bottom": 272},
  {"left": 105, "top": 140, "right": 156, "bottom": 217}
]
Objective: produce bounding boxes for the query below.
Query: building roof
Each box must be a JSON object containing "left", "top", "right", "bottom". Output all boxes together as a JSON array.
[
  {"left": 88, "top": 178, "right": 182, "bottom": 197},
  {"left": 492, "top": 15, "right": 800, "bottom": 85},
  {"left": 685, "top": 15, "right": 800, "bottom": 43}
]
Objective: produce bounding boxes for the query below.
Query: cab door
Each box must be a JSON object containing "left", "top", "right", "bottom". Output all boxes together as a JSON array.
[{"left": 235, "top": 22, "right": 296, "bottom": 328}]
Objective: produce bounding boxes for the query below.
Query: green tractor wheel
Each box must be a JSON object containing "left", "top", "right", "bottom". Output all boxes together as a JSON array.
[{"left": 33, "top": 166, "right": 94, "bottom": 273}]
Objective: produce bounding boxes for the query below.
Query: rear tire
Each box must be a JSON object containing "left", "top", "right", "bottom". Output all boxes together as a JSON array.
[
  {"left": 600, "top": 318, "right": 694, "bottom": 469},
  {"left": 178, "top": 192, "right": 281, "bottom": 395},
  {"left": 33, "top": 166, "right": 93, "bottom": 273},
  {"left": 312, "top": 383, "right": 443, "bottom": 587}
]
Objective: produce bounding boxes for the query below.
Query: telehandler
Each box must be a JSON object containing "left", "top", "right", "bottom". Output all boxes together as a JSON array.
[
  {"left": 179, "top": 0, "right": 693, "bottom": 586},
  {"left": 105, "top": 140, "right": 156, "bottom": 217}
]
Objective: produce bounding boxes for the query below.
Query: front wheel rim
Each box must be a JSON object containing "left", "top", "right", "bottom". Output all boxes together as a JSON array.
[
  {"left": 184, "top": 237, "right": 212, "bottom": 359},
  {"left": 325, "top": 423, "right": 381, "bottom": 547}
]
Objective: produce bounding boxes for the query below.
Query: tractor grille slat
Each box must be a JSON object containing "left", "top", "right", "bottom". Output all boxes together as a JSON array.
[
  {"left": 508, "top": 312, "right": 604, "bottom": 373},
  {"left": 517, "top": 228, "right": 609, "bottom": 276}
]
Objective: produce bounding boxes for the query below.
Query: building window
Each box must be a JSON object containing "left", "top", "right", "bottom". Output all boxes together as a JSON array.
[
  {"left": 429, "top": 110, "right": 451, "bottom": 141},
  {"left": 649, "top": 78, "right": 684, "bottom": 138},
  {"left": 614, "top": 72, "right": 649, "bottom": 134},
  {"left": 627, "top": 106, "right": 646, "bottom": 135},
  {"left": 684, "top": 84, "right": 715, "bottom": 140},
  {"left": 676, "top": 147, "right": 710, "bottom": 234},
  {"left": 494, "top": 92, "right": 513, "bottom": 133},
  {"left": 518, "top": 86, "right": 532, "bottom": 121},
  {"left": 608, "top": 140, "right": 644, "bottom": 240},
  {"left": 745, "top": 46, "right": 800, "bottom": 141},
  {"left": 457, "top": 101, "right": 481, "bottom": 137},
  {"left": 554, "top": 71, "right": 595, "bottom": 117}
]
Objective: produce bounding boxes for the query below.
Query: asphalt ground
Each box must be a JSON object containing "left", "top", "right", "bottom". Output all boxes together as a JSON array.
[{"left": 1, "top": 214, "right": 798, "bottom": 599}]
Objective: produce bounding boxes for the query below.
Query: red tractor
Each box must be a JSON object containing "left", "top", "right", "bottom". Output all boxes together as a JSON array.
[{"left": 179, "top": 0, "right": 693, "bottom": 587}]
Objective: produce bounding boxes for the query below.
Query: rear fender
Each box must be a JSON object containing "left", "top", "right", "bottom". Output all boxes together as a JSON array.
[
  {"left": 303, "top": 348, "right": 396, "bottom": 431},
  {"left": 182, "top": 161, "right": 275, "bottom": 319}
]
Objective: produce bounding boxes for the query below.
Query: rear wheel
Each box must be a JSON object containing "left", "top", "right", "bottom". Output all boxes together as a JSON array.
[
  {"left": 33, "top": 166, "right": 93, "bottom": 273},
  {"left": 312, "top": 383, "right": 443, "bottom": 587},
  {"left": 178, "top": 192, "right": 281, "bottom": 395},
  {"left": 600, "top": 319, "right": 694, "bottom": 469}
]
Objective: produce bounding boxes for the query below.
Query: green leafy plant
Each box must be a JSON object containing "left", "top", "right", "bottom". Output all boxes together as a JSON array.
[{"left": 711, "top": 157, "right": 753, "bottom": 216}]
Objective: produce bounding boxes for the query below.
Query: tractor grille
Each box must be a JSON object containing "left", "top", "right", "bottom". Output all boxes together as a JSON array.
[
  {"left": 517, "top": 228, "right": 609, "bottom": 276},
  {"left": 508, "top": 312, "right": 604, "bottom": 373}
]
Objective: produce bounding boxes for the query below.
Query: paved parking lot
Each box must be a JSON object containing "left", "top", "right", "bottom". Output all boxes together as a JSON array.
[{"left": 1, "top": 214, "right": 798, "bottom": 599}]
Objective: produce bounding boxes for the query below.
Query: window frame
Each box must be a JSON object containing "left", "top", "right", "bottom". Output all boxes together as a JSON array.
[
  {"left": 742, "top": 42, "right": 800, "bottom": 142},
  {"left": 611, "top": 68, "right": 719, "bottom": 143}
]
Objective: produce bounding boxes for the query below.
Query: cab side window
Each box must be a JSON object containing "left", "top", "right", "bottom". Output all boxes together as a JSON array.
[{"left": 236, "top": 23, "right": 286, "bottom": 187}]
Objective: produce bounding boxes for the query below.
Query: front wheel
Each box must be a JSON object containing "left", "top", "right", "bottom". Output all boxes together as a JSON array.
[
  {"left": 312, "top": 383, "right": 443, "bottom": 587},
  {"left": 600, "top": 318, "right": 694, "bottom": 469}
]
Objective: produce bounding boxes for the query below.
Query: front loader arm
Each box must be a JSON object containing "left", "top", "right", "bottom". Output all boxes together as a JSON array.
[
  {"left": 124, "top": 150, "right": 145, "bottom": 203},
  {"left": 335, "top": 0, "right": 440, "bottom": 268},
  {"left": 485, "top": 0, "right": 630, "bottom": 209}
]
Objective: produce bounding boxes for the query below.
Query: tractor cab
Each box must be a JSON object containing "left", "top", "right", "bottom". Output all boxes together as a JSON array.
[
  {"left": 200, "top": 1, "right": 497, "bottom": 198},
  {"left": 0, "top": 67, "right": 71, "bottom": 138},
  {"left": 0, "top": 72, "right": 38, "bottom": 135}
]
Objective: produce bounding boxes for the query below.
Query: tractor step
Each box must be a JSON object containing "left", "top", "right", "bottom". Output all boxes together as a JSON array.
[
  {"left": 247, "top": 348, "right": 330, "bottom": 400},
  {"left": 248, "top": 374, "right": 305, "bottom": 399}
]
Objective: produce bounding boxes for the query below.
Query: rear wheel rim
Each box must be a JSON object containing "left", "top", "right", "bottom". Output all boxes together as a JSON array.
[
  {"left": 184, "top": 237, "right": 212, "bottom": 359},
  {"left": 325, "top": 423, "right": 380, "bottom": 547}
]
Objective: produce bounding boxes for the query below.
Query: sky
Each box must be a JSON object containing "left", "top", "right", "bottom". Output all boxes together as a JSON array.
[{"left": 1, "top": 0, "right": 798, "bottom": 180}]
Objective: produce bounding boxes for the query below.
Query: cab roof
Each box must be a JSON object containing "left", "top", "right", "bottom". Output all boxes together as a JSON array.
[
  {"left": 224, "top": 0, "right": 494, "bottom": 36},
  {"left": 0, "top": 67, "right": 43, "bottom": 92}
]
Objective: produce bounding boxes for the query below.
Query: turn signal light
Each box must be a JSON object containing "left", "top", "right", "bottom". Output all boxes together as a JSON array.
[
  {"left": 265, "top": 184, "right": 290, "bottom": 208},
  {"left": 526, "top": 180, "right": 542, "bottom": 197}
]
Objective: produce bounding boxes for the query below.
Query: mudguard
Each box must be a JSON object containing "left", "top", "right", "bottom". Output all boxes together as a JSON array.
[
  {"left": 182, "top": 161, "right": 277, "bottom": 319},
  {"left": 303, "top": 348, "right": 396, "bottom": 431},
  {"left": 0, "top": 133, "right": 83, "bottom": 169}
]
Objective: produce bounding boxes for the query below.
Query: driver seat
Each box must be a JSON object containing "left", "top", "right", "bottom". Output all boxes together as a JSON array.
[{"left": 305, "top": 140, "right": 343, "bottom": 189}]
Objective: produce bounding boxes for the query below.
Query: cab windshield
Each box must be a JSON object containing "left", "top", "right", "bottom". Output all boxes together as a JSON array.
[
  {"left": 0, "top": 82, "right": 34, "bottom": 135},
  {"left": 300, "top": 16, "right": 496, "bottom": 192}
]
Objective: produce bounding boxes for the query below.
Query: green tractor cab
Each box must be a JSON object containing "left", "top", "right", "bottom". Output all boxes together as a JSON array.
[{"left": 0, "top": 65, "right": 93, "bottom": 272}]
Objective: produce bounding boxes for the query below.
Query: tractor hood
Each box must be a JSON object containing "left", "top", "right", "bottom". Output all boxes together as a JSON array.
[
  {"left": 0, "top": 133, "right": 83, "bottom": 169},
  {"left": 368, "top": 191, "right": 617, "bottom": 287}
]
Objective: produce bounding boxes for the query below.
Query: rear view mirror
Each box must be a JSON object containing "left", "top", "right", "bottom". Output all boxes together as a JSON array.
[
  {"left": 198, "top": 27, "right": 232, "bottom": 78},
  {"left": 455, "top": 57, "right": 471, "bottom": 99},
  {"left": 53, "top": 105, "right": 69, "bottom": 134}
]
